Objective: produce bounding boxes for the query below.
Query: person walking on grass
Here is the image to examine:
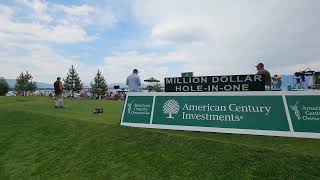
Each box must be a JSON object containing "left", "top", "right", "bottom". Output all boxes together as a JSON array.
[
  {"left": 54, "top": 77, "right": 64, "bottom": 108},
  {"left": 126, "top": 69, "right": 142, "bottom": 92}
]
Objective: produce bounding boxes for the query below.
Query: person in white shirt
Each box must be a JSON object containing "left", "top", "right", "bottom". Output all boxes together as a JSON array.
[{"left": 126, "top": 69, "right": 142, "bottom": 92}]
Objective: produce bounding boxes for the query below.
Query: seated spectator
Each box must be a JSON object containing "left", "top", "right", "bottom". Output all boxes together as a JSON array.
[
  {"left": 272, "top": 74, "right": 282, "bottom": 90},
  {"left": 147, "top": 85, "right": 153, "bottom": 92}
]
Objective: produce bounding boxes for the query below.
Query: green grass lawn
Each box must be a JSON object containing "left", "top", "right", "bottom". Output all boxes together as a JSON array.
[{"left": 0, "top": 96, "right": 319, "bottom": 179}]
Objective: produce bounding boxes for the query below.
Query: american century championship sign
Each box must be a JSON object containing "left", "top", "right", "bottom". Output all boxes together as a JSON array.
[
  {"left": 121, "top": 92, "right": 320, "bottom": 139},
  {"left": 286, "top": 95, "right": 320, "bottom": 133},
  {"left": 164, "top": 74, "right": 265, "bottom": 92}
]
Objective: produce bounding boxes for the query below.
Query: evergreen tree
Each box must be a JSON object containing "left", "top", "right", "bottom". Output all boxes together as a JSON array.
[
  {"left": 15, "top": 71, "right": 37, "bottom": 96},
  {"left": 0, "top": 77, "right": 9, "bottom": 96},
  {"left": 91, "top": 69, "right": 108, "bottom": 97},
  {"left": 64, "top": 65, "right": 83, "bottom": 97}
]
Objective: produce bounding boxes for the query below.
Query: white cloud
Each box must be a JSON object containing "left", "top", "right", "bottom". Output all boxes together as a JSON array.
[
  {"left": 0, "top": 2, "right": 114, "bottom": 83},
  {"left": 101, "top": 51, "right": 186, "bottom": 83},
  {"left": 133, "top": 0, "right": 320, "bottom": 76},
  {"left": 0, "top": 49, "right": 185, "bottom": 84},
  {"left": 0, "top": 39, "right": 104, "bottom": 84},
  {"left": 0, "top": 43, "right": 75, "bottom": 82},
  {"left": 1, "top": 1, "right": 117, "bottom": 44},
  {"left": 0, "top": 17, "right": 91, "bottom": 43},
  {"left": 0, "top": 3, "right": 93, "bottom": 43},
  {"left": 53, "top": 4, "right": 117, "bottom": 29},
  {"left": 54, "top": 4, "right": 94, "bottom": 16},
  {"left": 2, "top": 0, "right": 320, "bottom": 85},
  {"left": 0, "top": 5, "right": 14, "bottom": 17},
  {"left": 151, "top": 18, "right": 209, "bottom": 46},
  {"left": 18, "top": 0, "right": 52, "bottom": 22}
]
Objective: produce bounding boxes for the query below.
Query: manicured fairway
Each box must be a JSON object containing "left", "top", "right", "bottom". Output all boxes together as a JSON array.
[{"left": 0, "top": 96, "right": 319, "bottom": 179}]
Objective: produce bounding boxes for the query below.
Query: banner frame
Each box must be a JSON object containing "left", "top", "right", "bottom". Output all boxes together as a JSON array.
[{"left": 121, "top": 91, "right": 320, "bottom": 139}]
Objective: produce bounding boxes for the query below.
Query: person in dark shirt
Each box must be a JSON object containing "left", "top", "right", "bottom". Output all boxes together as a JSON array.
[
  {"left": 53, "top": 77, "right": 64, "bottom": 108},
  {"left": 256, "top": 63, "right": 272, "bottom": 90}
]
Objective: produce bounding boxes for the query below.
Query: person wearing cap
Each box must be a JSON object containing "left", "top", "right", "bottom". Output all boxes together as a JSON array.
[
  {"left": 272, "top": 74, "right": 282, "bottom": 90},
  {"left": 53, "top": 77, "right": 64, "bottom": 108},
  {"left": 126, "top": 69, "right": 142, "bottom": 92},
  {"left": 256, "top": 63, "right": 272, "bottom": 90}
]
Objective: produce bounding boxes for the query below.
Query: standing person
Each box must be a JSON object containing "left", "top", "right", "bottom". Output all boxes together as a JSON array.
[
  {"left": 126, "top": 69, "right": 142, "bottom": 92},
  {"left": 54, "top": 77, "right": 64, "bottom": 108},
  {"left": 256, "top": 63, "right": 272, "bottom": 91}
]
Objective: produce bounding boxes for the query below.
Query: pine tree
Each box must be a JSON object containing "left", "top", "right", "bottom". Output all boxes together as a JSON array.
[
  {"left": 91, "top": 69, "right": 108, "bottom": 97},
  {"left": 0, "top": 77, "right": 9, "bottom": 96},
  {"left": 64, "top": 65, "right": 83, "bottom": 97},
  {"left": 15, "top": 71, "right": 37, "bottom": 96}
]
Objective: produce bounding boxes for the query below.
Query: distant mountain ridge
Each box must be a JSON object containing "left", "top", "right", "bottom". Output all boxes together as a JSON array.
[
  {"left": 5, "top": 79, "right": 131, "bottom": 90},
  {"left": 5, "top": 79, "right": 53, "bottom": 89}
]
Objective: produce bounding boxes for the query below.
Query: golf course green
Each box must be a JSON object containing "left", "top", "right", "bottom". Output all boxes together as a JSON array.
[{"left": 0, "top": 96, "right": 319, "bottom": 179}]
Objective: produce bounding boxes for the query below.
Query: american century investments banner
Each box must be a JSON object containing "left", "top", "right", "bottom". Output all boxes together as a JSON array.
[
  {"left": 153, "top": 96, "right": 289, "bottom": 131},
  {"left": 164, "top": 74, "right": 265, "bottom": 92},
  {"left": 121, "top": 92, "right": 320, "bottom": 139}
]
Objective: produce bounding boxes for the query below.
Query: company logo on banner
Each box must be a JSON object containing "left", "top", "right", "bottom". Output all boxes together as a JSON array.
[
  {"left": 127, "top": 100, "right": 134, "bottom": 114},
  {"left": 163, "top": 99, "right": 180, "bottom": 119},
  {"left": 290, "top": 101, "right": 301, "bottom": 120},
  {"left": 127, "top": 100, "right": 151, "bottom": 115},
  {"left": 290, "top": 100, "right": 320, "bottom": 121}
]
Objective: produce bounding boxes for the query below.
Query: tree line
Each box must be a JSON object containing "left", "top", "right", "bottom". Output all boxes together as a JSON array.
[{"left": 0, "top": 65, "right": 107, "bottom": 96}]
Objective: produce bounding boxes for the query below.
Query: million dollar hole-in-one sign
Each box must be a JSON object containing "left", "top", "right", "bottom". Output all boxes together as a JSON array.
[{"left": 165, "top": 74, "right": 265, "bottom": 92}]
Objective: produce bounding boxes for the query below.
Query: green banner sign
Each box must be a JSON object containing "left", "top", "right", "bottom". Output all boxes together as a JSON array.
[
  {"left": 121, "top": 92, "right": 320, "bottom": 139},
  {"left": 286, "top": 96, "right": 320, "bottom": 133},
  {"left": 153, "top": 96, "right": 289, "bottom": 131}
]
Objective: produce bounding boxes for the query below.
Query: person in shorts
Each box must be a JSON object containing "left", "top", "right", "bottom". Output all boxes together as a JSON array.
[{"left": 54, "top": 77, "right": 64, "bottom": 108}]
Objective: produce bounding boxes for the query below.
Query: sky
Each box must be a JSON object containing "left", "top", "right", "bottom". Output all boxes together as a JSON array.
[{"left": 1, "top": 0, "right": 320, "bottom": 84}]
